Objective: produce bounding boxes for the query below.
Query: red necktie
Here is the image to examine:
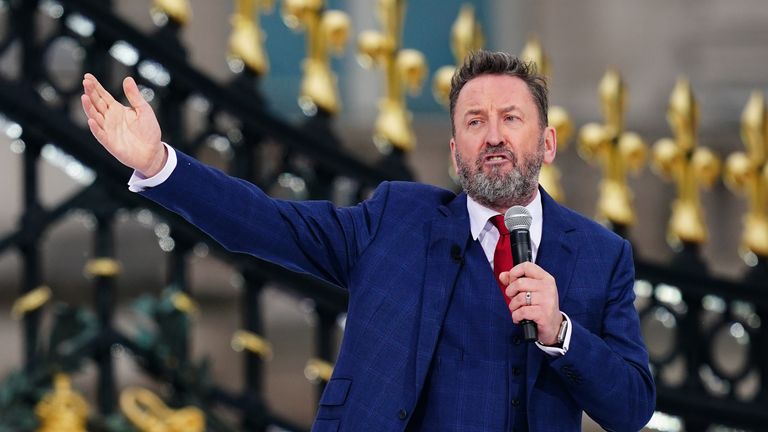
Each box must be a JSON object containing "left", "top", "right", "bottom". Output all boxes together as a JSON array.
[{"left": 490, "top": 215, "right": 513, "bottom": 304}]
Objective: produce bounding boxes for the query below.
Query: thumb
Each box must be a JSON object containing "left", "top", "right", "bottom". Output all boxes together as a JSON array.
[
  {"left": 123, "top": 77, "right": 146, "bottom": 110},
  {"left": 499, "top": 271, "right": 509, "bottom": 285}
]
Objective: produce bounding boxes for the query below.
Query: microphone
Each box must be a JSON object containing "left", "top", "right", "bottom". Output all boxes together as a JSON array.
[{"left": 504, "top": 205, "right": 538, "bottom": 342}]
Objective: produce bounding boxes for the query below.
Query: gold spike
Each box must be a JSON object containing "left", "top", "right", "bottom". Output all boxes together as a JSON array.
[
  {"left": 521, "top": 35, "right": 573, "bottom": 202},
  {"left": 231, "top": 330, "right": 273, "bottom": 360},
  {"left": 282, "top": 0, "right": 351, "bottom": 114},
  {"left": 432, "top": 4, "right": 484, "bottom": 106},
  {"left": 578, "top": 69, "right": 646, "bottom": 225},
  {"left": 151, "top": 0, "right": 192, "bottom": 26},
  {"left": 358, "top": 0, "right": 427, "bottom": 153},
  {"left": 120, "top": 387, "right": 205, "bottom": 432},
  {"left": 228, "top": 0, "right": 274, "bottom": 76},
  {"left": 35, "top": 374, "right": 89, "bottom": 432},
  {"left": 652, "top": 77, "right": 721, "bottom": 246},
  {"left": 305, "top": 358, "right": 334, "bottom": 383},
  {"left": 724, "top": 91, "right": 768, "bottom": 258},
  {"left": 12, "top": 285, "right": 51, "bottom": 320},
  {"left": 520, "top": 35, "right": 549, "bottom": 76}
]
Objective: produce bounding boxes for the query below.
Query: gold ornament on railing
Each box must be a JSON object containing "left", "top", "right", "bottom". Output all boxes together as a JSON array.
[
  {"left": 228, "top": 0, "right": 274, "bottom": 75},
  {"left": 358, "top": 0, "right": 427, "bottom": 153},
  {"left": 84, "top": 257, "right": 122, "bottom": 278},
  {"left": 151, "top": 0, "right": 192, "bottom": 26},
  {"left": 578, "top": 69, "right": 646, "bottom": 226},
  {"left": 120, "top": 387, "right": 205, "bottom": 432},
  {"left": 432, "top": 4, "right": 484, "bottom": 107},
  {"left": 724, "top": 90, "right": 768, "bottom": 258},
  {"left": 35, "top": 374, "right": 89, "bottom": 432},
  {"left": 12, "top": 285, "right": 51, "bottom": 319},
  {"left": 652, "top": 78, "right": 721, "bottom": 246},
  {"left": 170, "top": 291, "right": 199, "bottom": 316},
  {"left": 283, "top": 0, "right": 351, "bottom": 115},
  {"left": 231, "top": 329, "right": 273, "bottom": 360},
  {"left": 520, "top": 36, "right": 573, "bottom": 203},
  {"left": 304, "top": 358, "right": 333, "bottom": 383}
]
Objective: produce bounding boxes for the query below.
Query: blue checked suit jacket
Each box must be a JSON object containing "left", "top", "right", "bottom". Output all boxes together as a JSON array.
[{"left": 142, "top": 150, "right": 655, "bottom": 432}]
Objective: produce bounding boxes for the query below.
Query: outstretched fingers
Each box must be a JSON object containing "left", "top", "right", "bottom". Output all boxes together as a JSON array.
[
  {"left": 81, "top": 94, "right": 105, "bottom": 128},
  {"left": 87, "top": 118, "right": 108, "bottom": 146},
  {"left": 122, "top": 77, "right": 147, "bottom": 110},
  {"left": 83, "top": 73, "right": 118, "bottom": 113}
]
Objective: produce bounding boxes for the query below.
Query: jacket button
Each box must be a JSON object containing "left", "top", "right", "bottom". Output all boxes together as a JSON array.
[
  {"left": 398, "top": 408, "right": 408, "bottom": 420},
  {"left": 513, "top": 336, "right": 522, "bottom": 345},
  {"left": 511, "top": 398, "right": 520, "bottom": 407},
  {"left": 512, "top": 367, "right": 522, "bottom": 376}
]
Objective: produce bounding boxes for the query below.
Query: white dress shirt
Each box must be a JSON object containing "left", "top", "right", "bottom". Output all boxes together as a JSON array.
[{"left": 466, "top": 193, "right": 572, "bottom": 356}]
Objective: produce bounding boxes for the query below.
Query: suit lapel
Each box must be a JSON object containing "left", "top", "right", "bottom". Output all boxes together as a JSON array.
[
  {"left": 527, "top": 188, "right": 580, "bottom": 402},
  {"left": 415, "top": 193, "right": 471, "bottom": 385}
]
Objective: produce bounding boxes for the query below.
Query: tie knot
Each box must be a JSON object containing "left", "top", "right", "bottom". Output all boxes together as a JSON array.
[{"left": 490, "top": 214, "right": 509, "bottom": 235}]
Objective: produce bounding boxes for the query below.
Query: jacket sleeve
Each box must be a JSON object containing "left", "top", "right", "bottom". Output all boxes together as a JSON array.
[
  {"left": 549, "top": 239, "right": 656, "bottom": 431},
  {"left": 140, "top": 149, "right": 388, "bottom": 289}
]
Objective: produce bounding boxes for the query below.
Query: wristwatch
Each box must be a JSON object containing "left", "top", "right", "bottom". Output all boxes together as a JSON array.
[{"left": 556, "top": 316, "right": 569, "bottom": 345}]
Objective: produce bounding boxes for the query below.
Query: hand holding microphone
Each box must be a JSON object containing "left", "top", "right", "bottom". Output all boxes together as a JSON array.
[{"left": 500, "top": 206, "right": 563, "bottom": 346}]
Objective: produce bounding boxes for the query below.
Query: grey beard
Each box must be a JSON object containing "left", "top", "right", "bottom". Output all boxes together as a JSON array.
[{"left": 455, "top": 140, "right": 544, "bottom": 209}]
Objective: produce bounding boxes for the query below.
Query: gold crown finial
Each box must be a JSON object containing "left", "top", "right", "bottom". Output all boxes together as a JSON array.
[
  {"left": 283, "top": 0, "right": 351, "bottom": 115},
  {"left": 358, "top": 0, "right": 427, "bottom": 153},
  {"left": 35, "top": 374, "right": 89, "bottom": 432},
  {"left": 432, "top": 4, "right": 484, "bottom": 107},
  {"left": 724, "top": 90, "right": 768, "bottom": 258},
  {"left": 120, "top": 387, "right": 205, "bottom": 432},
  {"left": 228, "top": 0, "right": 274, "bottom": 75},
  {"left": 521, "top": 35, "right": 572, "bottom": 202},
  {"left": 578, "top": 69, "right": 646, "bottom": 226},
  {"left": 652, "top": 77, "right": 721, "bottom": 246}
]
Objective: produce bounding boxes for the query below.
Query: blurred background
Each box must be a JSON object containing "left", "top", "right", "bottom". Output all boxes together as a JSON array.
[{"left": 0, "top": 0, "right": 767, "bottom": 431}]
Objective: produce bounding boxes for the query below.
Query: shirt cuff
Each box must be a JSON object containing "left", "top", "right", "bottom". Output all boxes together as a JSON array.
[
  {"left": 535, "top": 312, "right": 573, "bottom": 357},
  {"left": 127, "top": 143, "right": 177, "bottom": 192}
]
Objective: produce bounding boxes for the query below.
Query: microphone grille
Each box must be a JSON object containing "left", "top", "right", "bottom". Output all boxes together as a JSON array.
[{"left": 504, "top": 206, "right": 533, "bottom": 231}]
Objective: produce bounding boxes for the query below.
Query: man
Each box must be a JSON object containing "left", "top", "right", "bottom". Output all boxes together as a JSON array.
[{"left": 82, "top": 50, "right": 655, "bottom": 431}]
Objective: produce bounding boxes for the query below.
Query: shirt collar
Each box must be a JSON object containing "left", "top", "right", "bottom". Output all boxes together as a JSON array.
[{"left": 467, "top": 190, "right": 543, "bottom": 240}]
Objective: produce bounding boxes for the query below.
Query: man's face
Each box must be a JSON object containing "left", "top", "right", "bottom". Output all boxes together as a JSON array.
[{"left": 450, "top": 74, "right": 556, "bottom": 210}]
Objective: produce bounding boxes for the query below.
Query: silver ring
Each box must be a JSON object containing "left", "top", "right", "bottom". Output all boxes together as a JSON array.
[{"left": 525, "top": 291, "right": 532, "bottom": 306}]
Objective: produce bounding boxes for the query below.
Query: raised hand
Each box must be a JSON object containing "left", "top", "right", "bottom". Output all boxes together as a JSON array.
[{"left": 81, "top": 74, "right": 166, "bottom": 177}]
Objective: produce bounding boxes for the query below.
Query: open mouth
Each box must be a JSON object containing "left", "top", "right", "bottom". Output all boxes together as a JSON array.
[{"left": 483, "top": 153, "right": 512, "bottom": 164}]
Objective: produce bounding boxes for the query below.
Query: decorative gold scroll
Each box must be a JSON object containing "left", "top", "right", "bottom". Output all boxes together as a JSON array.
[
  {"left": 120, "top": 387, "right": 205, "bottom": 432},
  {"left": 652, "top": 78, "right": 721, "bottom": 246},
  {"left": 578, "top": 70, "right": 646, "bottom": 226}
]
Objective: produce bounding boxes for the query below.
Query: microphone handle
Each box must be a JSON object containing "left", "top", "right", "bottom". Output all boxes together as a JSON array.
[{"left": 510, "top": 229, "right": 538, "bottom": 342}]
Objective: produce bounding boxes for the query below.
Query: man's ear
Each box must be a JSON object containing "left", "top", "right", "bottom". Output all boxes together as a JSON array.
[
  {"left": 543, "top": 126, "right": 557, "bottom": 164},
  {"left": 450, "top": 138, "right": 458, "bottom": 173}
]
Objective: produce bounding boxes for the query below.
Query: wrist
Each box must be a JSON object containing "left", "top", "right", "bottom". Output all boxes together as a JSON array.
[
  {"left": 540, "top": 314, "right": 568, "bottom": 347},
  {"left": 142, "top": 144, "right": 167, "bottom": 177}
]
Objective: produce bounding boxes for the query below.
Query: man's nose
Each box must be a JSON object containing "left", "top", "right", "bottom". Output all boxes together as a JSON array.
[{"left": 485, "top": 119, "right": 504, "bottom": 146}]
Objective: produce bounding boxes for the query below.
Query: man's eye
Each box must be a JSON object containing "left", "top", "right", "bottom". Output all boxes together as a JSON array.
[{"left": 468, "top": 119, "right": 481, "bottom": 126}]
